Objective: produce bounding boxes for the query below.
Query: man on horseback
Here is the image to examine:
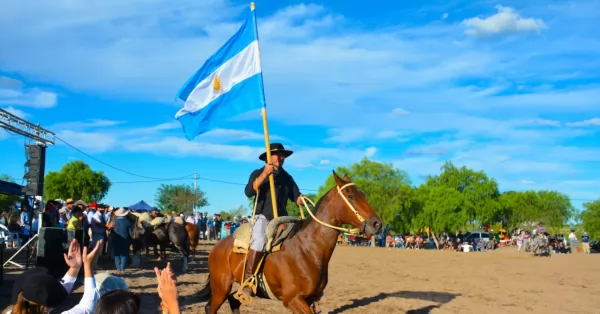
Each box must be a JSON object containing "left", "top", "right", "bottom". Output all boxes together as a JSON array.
[
  {"left": 150, "top": 207, "right": 164, "bottom": 218},
  {"left": 242, "top": 142, "right": 304, "bottom": 298}
]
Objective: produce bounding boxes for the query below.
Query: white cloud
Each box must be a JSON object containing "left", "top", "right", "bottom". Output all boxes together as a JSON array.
[
  {"left": 325, "top": 128, "right": 368, "bottom": 143},
  {"left": 125, "top": 121, "right": 181, "bottom": 135},
  {"left": 528, "top": 118, "right": 561, "bottom": 127},
  {"left": 56, "top": 130, "right": 118, "bottom": 153},
  {"left": 391, "top": 108, "right": 410, "bottom": 116},
  {"left": 50, "top": 119, "right": 126, "bottom": 132},
  {"left": 3, "top": 106, "right": 29, "bottom": 118},
  {"left": 519, "top": 180, "right": 535, "bottom": 185},
  {"left": 0, "top": 84, "right": 57, "bottom": 108},
  {"left": 462, "top": 5, "right": 546, "bottom": 38},
  {"left": 365, "top": 147, "right": 377, "bottom": 158},
  {"left": 1, "top": 1, "right": 599, "bottom": 205},
  {"left": 566, "top": 118, "right": 600, "bottom": 127},
  {"left": 375, "top": 130, "right": 403, "bottom": 140},
  {"left": 51, "top": 120, "right": 374, "bottom": 168},
  {"left": 199, "top": 128, "right": 286, "bottom": 142},
  {"left": 0, "top": 76, "right": 23, "bottom": 89},
  {"left": 393, "top": 138, "right": 600, "bottom": 204}
]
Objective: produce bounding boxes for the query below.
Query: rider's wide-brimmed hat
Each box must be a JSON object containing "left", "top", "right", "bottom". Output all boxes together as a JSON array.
[
  {"left": 259, "top": 143, "right": 293, "bottom": 161},
  {"left": 114, "top": 207, "right": 129, "bottom": 217},
  {"left": 74, "top": 200, "right": 87, "bottom": 207}
]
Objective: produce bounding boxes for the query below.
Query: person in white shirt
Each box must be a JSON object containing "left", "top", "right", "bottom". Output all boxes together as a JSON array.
[
  {"left": 568, "top": 230, "right": 578, "bottom": 253},
  {"left": 7, "top": 239, "right": 102, "bottom": 314},
  {"left": 91, "top": 204, "right": 107, "bottom": 268}
]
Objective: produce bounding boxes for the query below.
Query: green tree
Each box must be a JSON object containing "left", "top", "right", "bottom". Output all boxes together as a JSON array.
[
  {"left": 497, "top": 190, "right": 573, "bottom": 230},
  {"left": 580, "top": 199, "right": 600, "bottom": 240},
  {"left": 498, "top": 190, "right": 540, "bottom": 228},
  {"left": 412, "top": 183, "right": 467, "bottom": 246},
  {"left": 286, "top": 193, "right": 318, "bottom": 218},
  {"left": 535, "top": 190, "right": 574, "bottom": 229},
  {"left": 44, "top": 161, "right": 111, "bottom": 202},
  {"left": 154, "top": 183, "right": 208, "bottom": 215},
  {"left": 317, "top": 158, "right": 414, "bottom": 232},
  {"left": 435, "top": 161, "right": 500, "bottom": 226},
  {"left": 0, "top": 174, "right": 22, "bottom": 211},
  {"left": 229, "top": 204, "right": 249, "bottom": 218},
  {"left": 216, "top": 205, "right": 250, "bottom": 220}
]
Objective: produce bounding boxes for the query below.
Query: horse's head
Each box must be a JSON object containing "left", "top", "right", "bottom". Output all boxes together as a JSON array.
[{"left": 330, "top": 170, "right": 383, "bottom": 236}]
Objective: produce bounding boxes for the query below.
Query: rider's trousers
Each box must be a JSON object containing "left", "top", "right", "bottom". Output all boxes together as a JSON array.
[{"left": 249, "top": 214, "right": 269, "bottom": 252}]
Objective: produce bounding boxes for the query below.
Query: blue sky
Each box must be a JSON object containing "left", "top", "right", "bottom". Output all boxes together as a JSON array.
[{"left": 1, "top": 0, "right": 599, "bottom": 215}]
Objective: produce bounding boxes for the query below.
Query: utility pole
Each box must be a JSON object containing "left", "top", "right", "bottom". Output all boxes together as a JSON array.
[{"left": 193, "top": 172, "right": 198, "bottom": 214}]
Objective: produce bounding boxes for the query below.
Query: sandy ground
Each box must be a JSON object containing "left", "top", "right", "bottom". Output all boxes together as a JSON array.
[{"left": 2, "top": 242, "right": 600, "bottom": 314}]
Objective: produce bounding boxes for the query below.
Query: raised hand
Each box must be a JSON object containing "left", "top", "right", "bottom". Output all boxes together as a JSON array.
[
  {"left": 155, "top": 262, "right": 179, "bottom": 314},
  {"left": 63, "top": 239, "right": 82, "bottom": 269},
  {"left": 83, "top": 240, "right": 103, "bottom": 266}
]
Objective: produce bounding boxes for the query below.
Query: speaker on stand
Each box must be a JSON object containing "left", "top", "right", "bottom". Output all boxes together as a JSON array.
[{"left": 36, "top": 227, "right": 69, "bottom": 279}]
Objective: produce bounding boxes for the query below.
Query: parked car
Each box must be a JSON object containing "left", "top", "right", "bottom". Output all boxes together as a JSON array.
[{"left": 463, "top": 231, "right": 491, "bottom": 244}]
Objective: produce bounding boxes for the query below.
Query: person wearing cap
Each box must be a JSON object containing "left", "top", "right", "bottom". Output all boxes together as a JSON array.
[
  {"left": 59, "top": 208, "right": 68, "bottom": 228},
  {"left": 241, "top": 142, "right": 304, "bottom": 299},
  {"left": 44, "top": 201, "right": 60, "bottom": 227},
  {"left": 67, "top": 207, "right": 85, "bottom": 245},
  {"left": 582, "top": 232, "right": 590, "bottom": 254},
  {"left": 7, "top": 239, "right": 102, "bottom": 314},
  {"left": 65, "top": 198, "right": 75, "bottom": 219}
]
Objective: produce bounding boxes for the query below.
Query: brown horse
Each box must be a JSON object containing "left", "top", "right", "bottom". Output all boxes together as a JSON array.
[
  {"left": 198, "top": 171, "right": 383, "bottom": 314},
  {"left": 185, "top": 222, "right": 200, "bottom": 260}
]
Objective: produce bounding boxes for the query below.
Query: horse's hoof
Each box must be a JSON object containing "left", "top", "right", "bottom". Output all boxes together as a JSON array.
[{"left": 311, "top": 302, "right": 322, "bottom": 314}]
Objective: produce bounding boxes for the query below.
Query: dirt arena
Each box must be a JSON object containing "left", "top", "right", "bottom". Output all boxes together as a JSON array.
[{"left": 2, "top": 243, "right": 599, "bottom": 313}]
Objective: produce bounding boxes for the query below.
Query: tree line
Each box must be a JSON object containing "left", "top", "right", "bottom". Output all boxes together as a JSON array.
[
  {"left": 2, "top": 159, "right": 598, "bottom": 239},
  {"left": 316, "top": 158, "right": 598, "bottom": 239}
]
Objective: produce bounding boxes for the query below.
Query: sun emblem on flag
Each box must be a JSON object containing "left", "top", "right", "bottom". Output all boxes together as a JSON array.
[{"left": 213, "top": 74, "right": 222, "bottom": 94}]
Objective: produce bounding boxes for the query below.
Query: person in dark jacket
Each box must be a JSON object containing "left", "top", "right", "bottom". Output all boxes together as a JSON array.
[
  {"left": 112, "top": 208, "right": 132, "bottom": 273},
  {"left": 241, "top": 143, "right": 304, "bottom": 298}
]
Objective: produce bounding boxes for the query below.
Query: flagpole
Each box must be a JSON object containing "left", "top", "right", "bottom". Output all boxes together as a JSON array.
[{"left": 251, "top": 2, "right": 279, "bottom": 219}]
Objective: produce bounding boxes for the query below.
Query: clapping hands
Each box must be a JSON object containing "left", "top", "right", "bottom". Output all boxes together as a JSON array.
[{"left": 155, "top": 262, "right": 180, "bottom": 314}]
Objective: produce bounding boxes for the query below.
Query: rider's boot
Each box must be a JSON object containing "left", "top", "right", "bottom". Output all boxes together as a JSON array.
[{"left": 242, "top": 249, "right": 264, "bottom": 297}]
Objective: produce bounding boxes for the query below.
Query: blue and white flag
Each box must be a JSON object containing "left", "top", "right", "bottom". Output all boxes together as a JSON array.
[{"left": 175, "top": 8, "right": 265, "bottom": 140}]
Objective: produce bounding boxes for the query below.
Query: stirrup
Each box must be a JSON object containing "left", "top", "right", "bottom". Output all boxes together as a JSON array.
[{"left": 234, "top": 277, "right": 257, "bottom": 305}]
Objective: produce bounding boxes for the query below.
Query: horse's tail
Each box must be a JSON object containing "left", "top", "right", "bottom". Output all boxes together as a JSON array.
[{"left": 196, "top": 274, "right": 212, "bottom": 301}]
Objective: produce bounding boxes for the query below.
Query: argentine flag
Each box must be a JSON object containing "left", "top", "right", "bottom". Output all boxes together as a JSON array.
[{"left": 175, "top": 8, "right": 265, "bottom": 140}]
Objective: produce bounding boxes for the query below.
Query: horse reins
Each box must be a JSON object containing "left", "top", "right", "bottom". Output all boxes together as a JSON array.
[{"left": 299, "top": 182, "right": 365, "bottom": 235}]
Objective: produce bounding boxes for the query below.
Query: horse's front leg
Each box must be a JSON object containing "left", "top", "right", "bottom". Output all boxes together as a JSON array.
[{"left": 284, "top": 296, "right": 313, "bottom": 314}]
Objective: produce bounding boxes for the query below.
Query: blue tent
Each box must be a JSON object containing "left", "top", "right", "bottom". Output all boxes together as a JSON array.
[
  {"left": 0, "top": 180, "right": 24, "bottom": 196},
  {"left": 128, "top": 200, "right": 153, "bottom": 211}
]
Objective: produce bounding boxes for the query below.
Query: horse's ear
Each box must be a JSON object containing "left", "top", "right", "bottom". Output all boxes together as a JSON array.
[
  {"left": 332, "top": 170, "right": 344, "bottom": 186},
  {"left": 343, "top": 174, "right": 351, "bottom": 182}
]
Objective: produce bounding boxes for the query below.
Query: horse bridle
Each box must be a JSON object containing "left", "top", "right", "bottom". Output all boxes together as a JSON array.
[{"left": 300, "top": 182, "right": 367, "bottom": 235}]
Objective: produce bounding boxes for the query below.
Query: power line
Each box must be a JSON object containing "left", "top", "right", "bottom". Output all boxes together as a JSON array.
[
  {"left": 7, "top": 135, "right": 597, "bottom": 198},
  {"left": 53, "top": 135, "right": 320, "bottom": 191},
  {"left": 54, "top": 135, "right": 194, "bottom": 181},
  {"left": 112, "top": 178, "right": 194, "bottom": 184}
]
